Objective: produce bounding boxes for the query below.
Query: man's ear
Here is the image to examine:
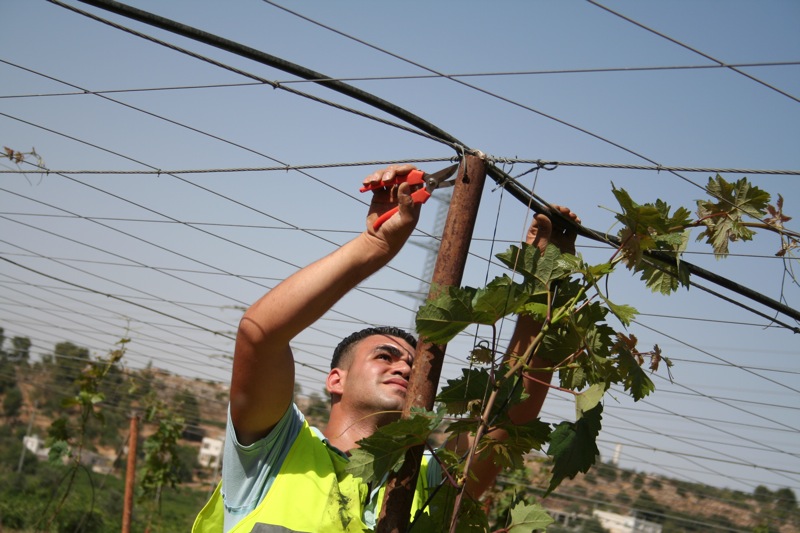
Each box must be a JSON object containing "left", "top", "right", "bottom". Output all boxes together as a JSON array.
[{"left": 327, "top": 368, "right": 345, "bottom": 396}]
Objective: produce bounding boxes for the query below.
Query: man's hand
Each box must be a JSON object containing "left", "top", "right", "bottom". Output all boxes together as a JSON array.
[
  {"left": 362, "top": 164, "right": 421, "bottom": 252},
  {"left": 527, "top": 205, "right": 581, "bottom": 255}
]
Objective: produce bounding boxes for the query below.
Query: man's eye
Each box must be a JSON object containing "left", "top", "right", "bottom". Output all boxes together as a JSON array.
[{"left": 378, "top": 354, "right": 391, "bottom": 361}]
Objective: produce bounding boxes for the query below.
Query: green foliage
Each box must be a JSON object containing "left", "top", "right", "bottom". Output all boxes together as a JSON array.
[
  {"left": 134, "top": 390, "right": 198, "bottom": 531},
  {"left": 40, "top": 338, "right": 128, "bottom": 528},
  {"left": 581, "top": 516, "right": 612, "bottom": 533},
  {"left": 611, "top": 184, "right": 692, "bottom": 293},
  {"left": 596, "top": 461, "right": 618, "bottom": 483},
  {"left": 0, "top": 460, "right": 207, "bottom": 532},
  {"left": 140, "top": 413, "right": 187, "bottom": 493},
  {"left": 411, "top": 483, "right": 489, "bottom": 533},
  {"left": 3, "top": 385, "right": 22, "bottom": 418},
  {"left": 0, "top": 353, "right": 18, "bottom": 394},
  {"left": 356, "top": 175, "right": 791, "bottom": 530},
  {"left": 437, "top": 366, "right": 527, "bottom": 420},
  {"left": 46, "top": 339, "right": 128, "bottom": 462},
  {"left": 10, "top": 335, "right": 31, "bottom": 361},
  {"left": 345, "top": 408, "right": 442, "bottom": 482},
  {"left": 546, "top": 404, "right": 603, "bottom": 495},
  {"left": 176, "top": 388, "right": 204, "bottom": 441},
  {"left": 696, "top": 175, "right": 771, "bottom": 256},
  {"left": 507, "top": 501, "right": 554, "bottom": 532},
  {"left": 632, "top": 490, "right": 666, "bottom": 524}
]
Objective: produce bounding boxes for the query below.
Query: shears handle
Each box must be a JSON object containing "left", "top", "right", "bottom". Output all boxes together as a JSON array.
[
  {"left": 371, "top": 187, "right": 432, "bottom": 230},
  {"left": 359, "top": 169, "right": 425, "bottom": 193}
]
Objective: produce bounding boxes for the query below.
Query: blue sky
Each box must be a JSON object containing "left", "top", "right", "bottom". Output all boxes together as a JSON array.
[{"left": 2, "top": 0, "right": 799, "bottom": 505}]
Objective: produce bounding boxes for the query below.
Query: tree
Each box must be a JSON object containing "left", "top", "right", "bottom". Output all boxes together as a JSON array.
[
  {"left": 305, "top": 390, "right": 331, "bottom": 424},
  {"left": 582, "top": 516, "right": 611, "bottom": 533},
  {"left": 0, "top": 353, "right": 16, "bottom": 394},
  {"left": 3, "top": 385, "right": 23, "bottom": 418},
  {"left": 632, "top": 491, "right": 666, "bottom": 524},
  {"left": 10, "top": 336, "right": 31, "bottom": 362},
  {"left": 138, "top": 395, "right": 189, "bottom": 531},
  {"left": 774, "top": 487, "right": 797, "bottom": 510},
  {"left": 42, "top": 338, "right": 128, "bottom": 529},
  {"left": 177, "top": 388, "right": 204, "bottom": 441},
  {"left": 754, "top": 485, "right": 772, "bottom": 504}
]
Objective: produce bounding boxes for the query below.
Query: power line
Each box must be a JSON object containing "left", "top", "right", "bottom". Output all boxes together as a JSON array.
[
  {"left": 50, "top": 0, "right": 800, "bottom": 325},
  {"left": 46, "top": 0, "right": 462, "bottom": 152},
  {"left": 3, "top": 61, "right": 799, "bottom": 100},
  {"left": 2, "top": 159, "right": 798, "bottom": 176},
  {"left": 587, "top": 0, "right": 800, "bottom": 104}
]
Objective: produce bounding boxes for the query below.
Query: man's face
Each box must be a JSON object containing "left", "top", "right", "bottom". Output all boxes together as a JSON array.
[{"left": 336, "top": 334, "right": 415, "bottom": 416}]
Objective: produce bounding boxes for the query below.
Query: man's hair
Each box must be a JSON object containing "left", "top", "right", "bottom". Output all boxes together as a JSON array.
[{"left": 331, "top": 326, "right": 417, "bottom": 370}]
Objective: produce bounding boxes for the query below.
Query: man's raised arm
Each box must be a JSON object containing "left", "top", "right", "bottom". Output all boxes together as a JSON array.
[
  {"left": 230, "top": 165, "right": 422, "bottom": 446},
  {"left": 459, "top": 206, "right": 581, "bottom": 498}
]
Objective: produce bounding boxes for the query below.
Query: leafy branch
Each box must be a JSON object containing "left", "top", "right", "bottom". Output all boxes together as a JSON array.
[
  {"left": 137, "top": 396, "right": 187, "bottom": 531},
  {"left": 614, "top": 175, "right": 798, "bottom": 291},
  {"left": 349, "top": 175, "right": 794, "bottom": 532},
  {"left": 42, "top": 337, "right": 129, "bottom": 530}
]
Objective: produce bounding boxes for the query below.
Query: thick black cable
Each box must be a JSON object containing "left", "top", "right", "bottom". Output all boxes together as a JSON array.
[
  {"left": 51, "top": 0, "right": 800, "bottom": 325},
  {"left": 55, "top": 0, "right": 463, "bottom": 152}
]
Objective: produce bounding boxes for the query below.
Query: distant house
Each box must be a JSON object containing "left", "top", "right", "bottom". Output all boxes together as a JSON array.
[
  {"left": 22, "top": 435, "right": 113, "bottom": 473},
  {"left": 593, "top": 510, "right": 662, "bottom": 533},
  {"left": 22, "top": 435, "right": 50, "bottom": 460},
  {"left": 198, "top": 436, "right": 223, "bottom": 469},
  {"left": 80, "top": 450, "right": 114, "bottom": 474}
]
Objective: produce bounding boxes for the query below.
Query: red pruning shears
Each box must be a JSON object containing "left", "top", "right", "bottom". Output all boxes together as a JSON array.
[{"left": 360, "top": 164, "right": 460, "bottom": 230}]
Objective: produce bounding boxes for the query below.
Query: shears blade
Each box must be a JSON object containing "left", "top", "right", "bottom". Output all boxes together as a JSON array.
[{"left": 424, "top": 163, "right": 459, "bottom": 191}]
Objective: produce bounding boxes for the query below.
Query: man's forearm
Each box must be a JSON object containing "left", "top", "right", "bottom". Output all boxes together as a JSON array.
[{"left": 242, "top": 231, "right": 398, "bottom": 346}]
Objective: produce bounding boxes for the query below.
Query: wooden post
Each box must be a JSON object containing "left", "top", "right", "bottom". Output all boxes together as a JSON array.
[
  {"left": 377, "top": 154, "right": 487, "bottom": 532},
  {"left": 122, "top": 412, "right": 138, "bottom": 533}
]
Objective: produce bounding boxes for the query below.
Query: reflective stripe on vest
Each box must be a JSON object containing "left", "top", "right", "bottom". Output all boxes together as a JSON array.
[{"left": 192, "top": 421, "right": 429, "bottom": 533}]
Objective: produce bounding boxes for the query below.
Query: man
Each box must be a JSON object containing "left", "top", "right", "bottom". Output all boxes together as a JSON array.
[{"left": 193, "top": 164, "right": 580, "bottom": 532}]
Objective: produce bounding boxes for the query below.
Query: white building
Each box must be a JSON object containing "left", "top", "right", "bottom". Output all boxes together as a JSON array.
[
  {"left": 593, "top": 510, "right": 662, "bottom": 533},
  {"left": 198, "top": 436, "right": 223, "bottom": 469},
  {"left": 22, "top": 434, "right": 50, "bottom": 460}
]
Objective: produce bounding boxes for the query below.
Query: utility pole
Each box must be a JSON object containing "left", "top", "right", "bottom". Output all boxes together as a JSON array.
[
  {"left": 122, "top": 412, "right": 139, "bottom": 533},
  {"left": 377, "top": 154, "right": 487, "bottom": 533},
  {"left": 409, "top": 189, "right": 452, "bottom": 331}
]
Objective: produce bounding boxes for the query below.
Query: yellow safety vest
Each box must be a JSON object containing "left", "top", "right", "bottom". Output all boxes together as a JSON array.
[{"left": 193, "top": 421, "right": 430, "bottom": 533}]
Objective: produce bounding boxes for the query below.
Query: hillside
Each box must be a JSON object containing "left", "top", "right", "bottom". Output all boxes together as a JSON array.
[
  {"left": 1, "top": 359, "right": 797, "bottom": 532},
  {"left": 188, "top": 374, "right": 798, "bottom": 532}
]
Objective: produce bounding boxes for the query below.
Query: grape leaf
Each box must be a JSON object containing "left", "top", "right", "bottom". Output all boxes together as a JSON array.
[
  {"left": 637, "top": 254, "right": 691, "bottom": 295},
  {"left": 696, "top": 175, "right": 770, "bottom": 256},
  {"left": 575, "top": 382, "right": 606, "bottom": 417},
  {"left": 471, "top": 275, "right": 529, "bottom": 324},
  {"left": 477, "top": 418, "right": 551, "bottom": 470},
  {"left": 613, "top": 335, "right": 656, "bottom": 401},
  {"left": 545, "top": 403, "right": 602, "bottom": 495},
  {"left": 495, "top": 242, "right": 576, "bottom": 293},
  {"left": 411, "top": 483, "right": 489, "bottom": 533},
  {"left": 437, "top": 367, "right": 526, "bottom": 420},
  {"left": 345, "top": 409, "right": 441, "bottom": 483},
  {"left": 437, "top": 368, "right": 493, "bottom": 416},
  {"left": 612, "top": 186, "right": 694, "bottom": 289},
  {"left": 508, "top": 501, "right": 554, "bottom": 533},
  {"left": 416, "top": 286, "right": 477, "bottom": 344},
  {"left": 416, "top": 277, "right": 528, "bottom": 345}
]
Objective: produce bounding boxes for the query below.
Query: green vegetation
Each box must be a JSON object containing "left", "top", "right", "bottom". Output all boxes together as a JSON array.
[
  {"left": 0, "top": 460, "right": 208, "bottom": 532},
  {"left": 0, "top": 332, "right": 223, "bottom": 531}
]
